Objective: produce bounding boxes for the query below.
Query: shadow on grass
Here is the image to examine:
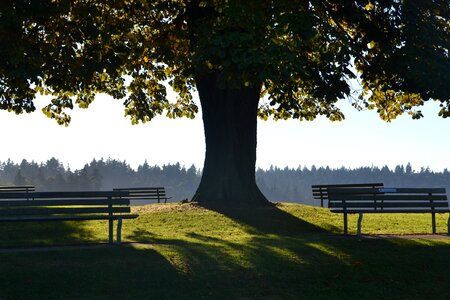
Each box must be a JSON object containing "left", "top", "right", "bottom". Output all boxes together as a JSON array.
[
  {"left": 208, "top": 203, "right": 327, "bottom": 236},
  {"left": 0, "top": 220, "right": 106, "bottom": 248},
  {"left": 0, "top": 245, "right": 192, "bottom": 300}
]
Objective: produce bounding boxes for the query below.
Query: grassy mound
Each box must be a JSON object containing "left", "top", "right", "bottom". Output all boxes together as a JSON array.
[{"left": 0, "top": 203, "right": 449, "bottom": 299}]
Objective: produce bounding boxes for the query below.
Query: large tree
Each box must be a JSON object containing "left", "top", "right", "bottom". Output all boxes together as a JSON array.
[{"left": 1, "top": 0, "right": 449, "bottom": 207}]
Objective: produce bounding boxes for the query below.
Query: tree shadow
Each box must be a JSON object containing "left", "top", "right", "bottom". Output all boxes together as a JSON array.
[
  {"left": 202, "top": 202, "right": 328, "bottom": 236},
  {"left": 0, "top": 244, "right": 194, "bottom": 300},
  {"left": 0, "top": 220, "right": 106, "bottom": 248}
]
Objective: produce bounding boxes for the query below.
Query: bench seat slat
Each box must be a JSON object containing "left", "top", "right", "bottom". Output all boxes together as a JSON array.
[
  {"left": 0, "top": 206, "right": 131, "bottom": 216},
  {"left": 328, "top": 188, "right": 446, "bottom": 194},
  {"left": 127, "top": 193, "right": 167, "bottom": 197},
  {"left": 0, "top": 214, "right": 139, "bottom": 222},
  {"left": 0, "top": 199, "right": 130, "bottom": 207},
  {"left": 329, "top": 195, "right": 447, "bottom": 201},
  {"left": 0, "top": 185, "right": 35, "bottom": 192},
  {"left": 114, "top": 187, "right": 165, "bottom": 191},
  {"left": 331, "top": 209, "right": 450, "bottom": 214},
  {"left": 312, "top": 183, "right": 383, "bottom": 189},
  {"left": 0, "top": 191, "right": 129, "bottom": 199},
  {"left": 330, "top": 202, "right": 449, "bottom": 208}
]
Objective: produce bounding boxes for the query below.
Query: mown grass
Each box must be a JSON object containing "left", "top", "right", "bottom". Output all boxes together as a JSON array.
[{"left": 0, "top": 203, "right": 449, "bottom": 300}]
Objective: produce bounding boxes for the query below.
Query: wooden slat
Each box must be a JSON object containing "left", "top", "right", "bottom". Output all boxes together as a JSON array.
[
  {"left": 312, "top": 183, "right": 383, "bottom": 188},
  {"left": 328, "top": 188, "right": 446, "bottom": 195},
  {"left": 0, "top": 199, "right": 130, "bottom": 207},
  {"left": 329, "top": 195, "right": 447, "bottom": 201},
  {"left": 330, "top": 209, "right": 450, "bottom": 214},
  {"left": 390, "top": 188, "right": 447, "bottom": 194},
  {"left": 127, "top": 193, "right": 165, "bottom": 198},
  {"left": 127, "top": 194, "right": 166, "bottom": 198},
  {"left": 114, "top": 189, "right": 166, "bottom": 197},
  {"left": 0, "top": 214, "right": 139, "bottom": 222},
  {"left": 0, "top": 206, "right": 131, "bottom": 216},
  {"left": 329, "top": 202, "right": 449, "bottom": 208},
  {"left": 0, "top": 185, "right": 35, "bottom": 192},
  {"left": 32, "top": 191, "right": 130, "bottom": 198},
  {"left": 125, "top": 190, "right": 163, "bottom": 193},
  {"left": 114, "top": 187, "right": 165, "bottom": 191},
  {"left": 0, "top": 191, "right": 129, "bottom": 200}
]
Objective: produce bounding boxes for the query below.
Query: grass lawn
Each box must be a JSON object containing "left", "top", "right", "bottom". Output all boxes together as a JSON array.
[{"left": 0, "top": 203, "right": 449, "bottom": 300}]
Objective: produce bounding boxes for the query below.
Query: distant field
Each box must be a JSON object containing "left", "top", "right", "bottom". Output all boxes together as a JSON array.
[{"left": 0, "top": 203, "right": 449, "bottom": 299}]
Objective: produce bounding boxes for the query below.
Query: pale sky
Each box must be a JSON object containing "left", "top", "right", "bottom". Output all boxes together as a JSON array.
[{"left": 1, "top": 92, "right": 449, "bottom": 172}]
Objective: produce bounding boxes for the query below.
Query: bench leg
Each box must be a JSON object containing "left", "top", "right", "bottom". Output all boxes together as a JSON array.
[
  {"left": 117, "top": 218, "right": 123, "bottom": 244},
  {"left": 109, "top": 219, "right": 114, "bottom": 244},
  {"left": 447, "top": 214, "right": 450, "bottom": 236},
  {"left": 432, "top": 212, "right": 436, "bottom": 234},
  {"left": 357, "top": 213, "right": 363, "bottom": 238},
  {"left": 343, "top": 213, "right": 348, "bottom": 235}
]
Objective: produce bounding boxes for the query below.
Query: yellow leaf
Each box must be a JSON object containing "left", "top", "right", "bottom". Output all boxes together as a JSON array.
[{"left": 365, "top": 3, "right": 374, "bottom": 11}]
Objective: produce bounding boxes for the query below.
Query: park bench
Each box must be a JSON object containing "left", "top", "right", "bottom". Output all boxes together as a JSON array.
[
  {"left": 0, "top": 191, "right": 138, "bottom": 244},
  {"left": 312, "top": 183, "right": 384, "bottom": 207},
  {"left": 114, "top": 187, "right": 171, "bottom": 204},
  {"left": 327, "top": 187, "right": 450, "bottom": 238}
]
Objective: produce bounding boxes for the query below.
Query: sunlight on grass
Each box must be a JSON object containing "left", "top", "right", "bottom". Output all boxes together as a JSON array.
[
  {"left": 265, "top": 245, "right": 306, "bottom": 264},
  {"left": 306, "top": 242, "right": 353, "bottom": 265}
]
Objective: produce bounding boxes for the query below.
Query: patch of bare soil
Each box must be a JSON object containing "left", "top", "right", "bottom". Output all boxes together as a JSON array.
[{"left": 132, "top": 202, "right": 202, "bottom": 214}]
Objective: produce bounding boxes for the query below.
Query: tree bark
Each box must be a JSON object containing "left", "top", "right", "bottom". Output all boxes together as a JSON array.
[{"left": 193, "top": 75, "right": 270, "bottom": 208}]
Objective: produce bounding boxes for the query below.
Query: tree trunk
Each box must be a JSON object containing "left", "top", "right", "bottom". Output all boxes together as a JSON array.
[{"left": 193, "top": 75, "right": 270, "bottom": 208}]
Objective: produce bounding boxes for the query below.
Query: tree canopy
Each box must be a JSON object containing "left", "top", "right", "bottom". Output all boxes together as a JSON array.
[
  {"left": 1, "top": 0, "right": 449, "bottom": 207},
  {"left": 1, "top": 0, "right": 448, "bottom": 124}
]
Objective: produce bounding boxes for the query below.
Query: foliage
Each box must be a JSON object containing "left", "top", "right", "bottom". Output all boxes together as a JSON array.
[
  {"left": 0, "top": 203, "right": 449, "bottom": 299},
  {"left": 0, "top": 0, "right": 448, "bottom": 125}
]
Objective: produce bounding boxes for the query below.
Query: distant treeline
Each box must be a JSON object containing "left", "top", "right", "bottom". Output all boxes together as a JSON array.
[
  {"left": 0, "top": 158, "right": 200, "bottom": 202},
  {"left": 256, "top": 165, "right": 450, "bottom": 205},
  {"left": 1, "top": 158, "right": 449, "bottom": 205}
]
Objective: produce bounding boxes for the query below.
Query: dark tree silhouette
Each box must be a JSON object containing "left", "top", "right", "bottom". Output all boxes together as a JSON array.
[{"left": 1, "top": 1, "right": 448, "bottom": 207}]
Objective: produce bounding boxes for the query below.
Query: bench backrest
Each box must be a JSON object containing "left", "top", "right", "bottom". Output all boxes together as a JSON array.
[
  {"left": 312, "top": 183, "right": 384, "bottom": 207},
  {"left": 327, "top": 187, "right": 448, "bottom": 212},
  {"left": 114, "top": 187, "right": 168, "bottom": 203},
  {"left": 0, "top": 191, "right": 131, "bottom": 220},
  {"left": 0, "top": 185, "right": 35, "bottom": 193}
]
